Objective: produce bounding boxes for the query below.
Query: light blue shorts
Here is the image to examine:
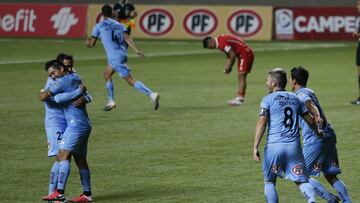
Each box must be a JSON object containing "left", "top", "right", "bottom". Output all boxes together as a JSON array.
[
  {"left": 59, "top": 123, "right": 91, "bottom": 155},
  {"left": 109, "top": 56, "right": 131, "bottom": 78},
  {"left": 45, "top": 124, "right": 66, "bottom": 157},
  {"left": 263, "top": 143, "right": 309, "bottom": 183},
  {"left": 303, "top": 136, "right": 341, "bottom": 176}
]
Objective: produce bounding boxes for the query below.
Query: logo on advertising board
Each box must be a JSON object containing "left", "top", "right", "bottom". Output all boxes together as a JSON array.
[
  {"left": 51, "top": 7, "right": 79, "bottom": 35},
  {"left": 275, "top": 9, "right": 294, "bottom": 39},
  {"left": 139, "top": 8, "right": 174, "bottom": 36},
  {"left": 227, "top": 10, "right": 262, "bottom": 37},
  {"left": 0, "top": 9, "right": 37, "bottom": 32},
  {"left": 183, "top": 9, "right": 218, "bottom": 37}
]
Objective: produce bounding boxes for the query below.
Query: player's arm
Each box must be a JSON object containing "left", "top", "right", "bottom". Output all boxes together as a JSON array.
[
  {"left": 53, "top": 85, "right": 86, "bottom": 104},
  {"left": 124, "top": 32, "right": 144, "bottom": 57},
  {"left": 304, "top": 100, "right": 323, "bottom": 128},
  {"left": 253, "top": 109, "right": 268, "bottom": 163},
  {"left": 224, "top": 50, "right": 236, "bottom": 74},
  {"left": 39, "top": 89, "right": 52, "bottom": 101},
  {"left": 86, "top": 37, "right": 97, "bottom": 48},
  {"left": 302, "top": 112, "right": 324, "bottom": 137},
  {"left": 72, "top": 92, "right": 93, "bottom": 107}
]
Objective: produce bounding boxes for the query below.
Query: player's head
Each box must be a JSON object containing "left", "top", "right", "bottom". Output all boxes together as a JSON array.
[
  {"left": 102, "top": 4, "right": 115, "bottom": 18},
  {"left": 290, "top": 66, "right": 309, "bottom": 90},
  {"left": 203, "top": 36, "right": 216, "bottom": 49},
  {"left": 266, "top": 67, "right": 287, "bottom": 91},
  {"left": 45, "top": 59, "right": 66, "bottom": 80},
  {"left": 56, "top": 53, "right": 74, "bottom": 71}
]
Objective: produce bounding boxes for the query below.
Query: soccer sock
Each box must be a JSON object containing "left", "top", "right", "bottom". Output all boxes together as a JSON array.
[
  {"left": 358, "top": 75, "right": 360, "bottom": 97},
  {"left": 299, "top": 183, "right": 316, "bottom": 203},
  {"left": 264, "top": 181, "right": 278, "bottom": 203},
  {"left": 57, "top": 160, "right": 70, "bottom": 191},
  {"left": 79, "top": 168, "right": 92, "bottom": 195},
  {"left": 332, "top": 180, "right": 352, "bottom": 203},
  {"left": 48, "top": 161, "right": 60, "bottom": 194},
  {"left": 134, "top": 81, "right": 153, "bottom": 96},
  {"left": 106, "top": 80, "right": 115, "bottom": 102},
  {"left": 308, "top": 178, "right": 333, "bottom": 200}
]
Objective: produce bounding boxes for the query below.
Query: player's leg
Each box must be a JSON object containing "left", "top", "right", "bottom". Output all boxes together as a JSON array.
[
  {"left": 262, "top": 144, "right": 282, "bottom": 203},
  {"left": 352, "top": 44, "right": 360, "bottom": 104},
  {"left": 264, "top": 180, "right": 278, "bottom": 203},
  {"left": 104, "top": 65, "right": 117, "bottom": 111},
  {"left": 325, "top": 175, "right": 351, "bottom": 203}
]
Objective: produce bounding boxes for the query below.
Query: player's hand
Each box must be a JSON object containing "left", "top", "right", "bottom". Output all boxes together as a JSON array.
[
  {"left": 79, "top": 84, "right": 87, "bottom": 93},
  {"left": 224, "top": 68, "right": 232, "bottom": 75},
  {"left": 136, "top": 51, "right": 145, "bottom": 58},
  {"left": 73, "top": 96, "right": 86, "bottom": 107},
  {"left": 253, "top": 148, "right": 261, "bottom": 163}
]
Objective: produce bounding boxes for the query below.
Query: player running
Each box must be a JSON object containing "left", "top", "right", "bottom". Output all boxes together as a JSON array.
[
  {"left": 203, "top": 34, "right": 254, "bottom": 106},
  {"left": 86, "top": 4, "right": 159, "bottom": 111},
  {"left": 41, "top": 60, "right": 93, "bottom": 202},
  {"left": 290, "top": 66, "right": 352, "bottom": 203},
  {"left": 253, "top": 68, "right": 321, "bottom": 203}
]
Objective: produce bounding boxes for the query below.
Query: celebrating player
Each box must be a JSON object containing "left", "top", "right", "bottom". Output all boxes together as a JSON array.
[
  {"left": 41, "top": 60, "right": 93, "bottom": 202},
  {"left": 290, "top": 66, "right": 352, "bottom": 203},
  {"left": 253, "top": 68, "right": 321, "bottom": 203},
  {"left": 86, "top": 4, "right": 159, "bottom": 111},
  {"left": 203, "top": 34, "right": 254, "bottom": 106}
]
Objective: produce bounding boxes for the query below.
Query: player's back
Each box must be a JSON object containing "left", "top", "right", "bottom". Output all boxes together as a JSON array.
[
  {"left": 50, "top": 73, "right": 91, "bottom": 126},
  {"left": 261, "top": 91, "right": 306, "bottom": 144},
  {"left": 217, "top": 34, "right": 252, "bottom": 55},
  {"left": 94, "top": 19, "right": 127, "bottom": 61},
  {"left": 295, "top": 87, "right": 335, "bottom": 145},
  {"left": 44, "top": 77, "right": 66, "bottom": 127}
]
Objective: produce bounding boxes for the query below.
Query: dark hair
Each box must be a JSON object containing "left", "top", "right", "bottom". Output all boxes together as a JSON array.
[
  {"left": 56, "top": 53, "right": 74, "bottom": 63},
  {"left": 44, "top": 59, "right": 65, "bottom": 71},
  {"left": 102, "top": 4, "right": 113, "bottom": 17},
  {"left": 202, "top": 36, "right": 212, "bottom": 48},
  {"left": 268, "top": 68, "right": 287, "bottom": 89},
  {"left": 290, "top": 66, "right": 309, "bottom": 87}
]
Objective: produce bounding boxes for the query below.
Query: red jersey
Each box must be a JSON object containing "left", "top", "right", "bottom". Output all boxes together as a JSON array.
[{"left": 215, "top": 34, "right": 253, "bottom": 57}]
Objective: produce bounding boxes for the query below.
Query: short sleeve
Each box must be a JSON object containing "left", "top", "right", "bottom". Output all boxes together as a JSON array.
[
  {"left": 223, "top": 45, "right": 232, "bottom": 53},
  {"left": 296, "top": 92, "right": 311, "bottom": 104},
  {"left": 91, "top": 24, "right": 100, "bottom": 38},
  {"left": 259, "top": 96, "right": 270, "bottom": 116},
  {"left": 298, "top": 98, "right": 308, "bottom": 116}
]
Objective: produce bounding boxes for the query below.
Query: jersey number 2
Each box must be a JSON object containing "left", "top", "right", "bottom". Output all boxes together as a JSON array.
[{"left": 283, "top": 107, "right": 294, "bottom": 128}]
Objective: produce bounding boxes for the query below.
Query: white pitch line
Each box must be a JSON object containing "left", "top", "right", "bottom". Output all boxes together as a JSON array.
[{"left": 0, "top": 44, "right": 349, "bottom": 65}]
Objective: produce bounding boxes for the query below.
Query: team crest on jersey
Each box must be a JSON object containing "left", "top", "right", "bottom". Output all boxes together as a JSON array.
[
  {"left": 333, "top": 160, "right": 340, "bottom": 168},
  {"left": 313, "top": 162, "right": 322, "bottom": 171},
  {"left": 292, "top": 165, "right": 304, "bottom": 176},
  {"left": 271, "top": 165, "right": 280, "bottom": 174}
]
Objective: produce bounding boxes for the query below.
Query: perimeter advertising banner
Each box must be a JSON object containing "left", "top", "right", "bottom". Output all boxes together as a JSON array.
[
  {"left": 274, "top": 7, "right": 360, "bottom": 40},
  {"left": 87, "top": 5, "right": 273, "bottom": 41},
  {"left": 0, "top": 3, "right": 87, "bottom": 38}
]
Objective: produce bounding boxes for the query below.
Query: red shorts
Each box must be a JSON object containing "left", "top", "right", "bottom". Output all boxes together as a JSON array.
[{"left": 237, "top": 52, "right": 254, "bottom": 73}]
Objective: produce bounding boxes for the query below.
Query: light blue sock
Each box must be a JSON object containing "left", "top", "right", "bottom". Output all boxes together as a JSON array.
[
  {"left": 299, "top": 183, "right": 316, "bottom": 203},
  {"left": 79, "top": 168, "right": 91, "bottom": 193},
  {"left": 49, "top": 161, "right": 60, "bottom": 194},
  {"left": 332, "top": 180, "right": 352, "bottom": 203},
  {"left": 106, "top": 80, "right": 115, "bottom": 101},
  {"left": 264, "top": 181, "right": 278, "bottom": 203},
  {"left": 57, "top": 160, "right": 70, "bottom": 191},
  {"left": 309, "top": 178, "right": 333, "bottom": 200},
  {"left": 134, "top": 81, "right": 153, "bottom": 96}
]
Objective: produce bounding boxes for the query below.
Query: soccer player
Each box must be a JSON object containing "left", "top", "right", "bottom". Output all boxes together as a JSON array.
[
  {"left": 113, "top": 0, "right": 137, "bottom": 35},
  {"left": 41, "top": 60, "right": 93, "bottom": 202},
  {"left": 290, "top": 66, "right": 352, "bottom": 203},
  {"left": 203, "top": 34, "right": 254, "bottom": 105},
  {"left": 351, "top": 0, "right": 360, "bottom": 104},
  {"left": 40, "top": 54, "right": 90, "bottom": 197},
  {"left": 86, "top": 4, "right": 159, "bottom": 111},
  {"left": 253, "top": 68, "right": 321, "bottom": 203}
]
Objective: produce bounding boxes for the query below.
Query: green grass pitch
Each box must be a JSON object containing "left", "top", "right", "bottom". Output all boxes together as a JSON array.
[{"left": 0, "top": 38, "right": 359, "bottom": 202}]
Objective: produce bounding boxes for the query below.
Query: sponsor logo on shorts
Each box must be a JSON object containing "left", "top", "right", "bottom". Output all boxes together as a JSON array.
[
  {"left": 313, "top": 162, "right": 322, "bottom": 171},
  {"left": 292, "top": 165, "right": 304, "bottom": 176},
  {"left": 271, "top": 165, "right": 280, "bottom": 174}
]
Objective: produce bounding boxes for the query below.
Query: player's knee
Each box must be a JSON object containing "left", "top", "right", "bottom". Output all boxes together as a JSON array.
[{"left": 324, "top": 174, "right": 338, "bottom": 185}]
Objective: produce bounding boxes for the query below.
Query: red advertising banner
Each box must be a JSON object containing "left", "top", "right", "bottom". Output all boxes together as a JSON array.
[
  {"left": 274, "top": 7, "right": 360, "bottom": 40},
  {"left": 0, "top": 3, "right": 87, "bottom": 38}
]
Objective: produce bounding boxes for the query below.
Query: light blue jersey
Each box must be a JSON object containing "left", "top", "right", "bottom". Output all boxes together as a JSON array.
[
  {"left": 295, "top": 87, "right": 336, "bottom": 146},
  {"left": 295, "top": 87, "right": 340, "bottom": 176},
  {"left": 44, "top": 77, "right": 66, "bottom": 127},
  {"left": 91, "top": 18, "right": 128, "bottom": 63},
  {"left": 260, "top": 91, "right": 308, "bottom": 144}
]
